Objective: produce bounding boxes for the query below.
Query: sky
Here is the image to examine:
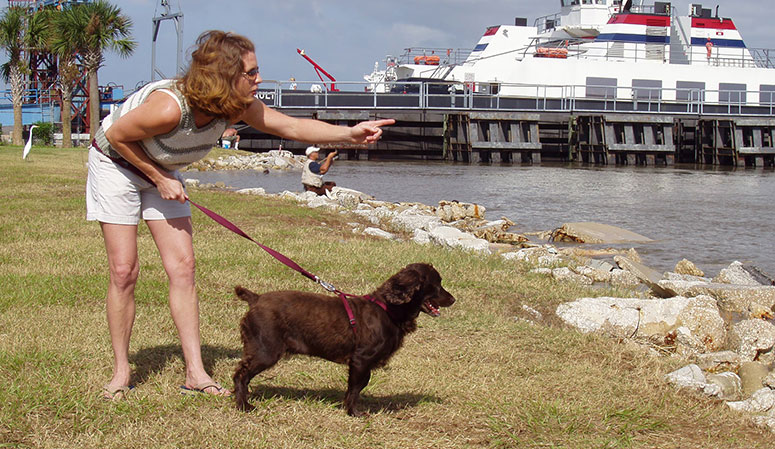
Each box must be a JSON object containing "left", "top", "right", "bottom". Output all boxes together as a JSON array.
[{"left": 22, "top": 1, "right": 775, "bottom": 92}]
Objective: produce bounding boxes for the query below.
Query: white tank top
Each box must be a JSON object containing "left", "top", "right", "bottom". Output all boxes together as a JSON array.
[{"left": 93, "top": 79, "right": 229, "bottom": 170}]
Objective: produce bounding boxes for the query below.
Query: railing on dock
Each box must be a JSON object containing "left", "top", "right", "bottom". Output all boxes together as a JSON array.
[
  {"left": 0, "top": 88, "right": 58, "bottom": 126},
  {"left": 257, "top": 79, "right": 775, "bottom": 117}
]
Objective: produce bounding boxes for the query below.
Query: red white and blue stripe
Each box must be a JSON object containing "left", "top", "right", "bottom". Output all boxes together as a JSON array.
[
  {"left": 690, "top": 18, "right": 746, "bottom": 48},
  {"left": 596, "top": 14, "right": 671, "bottom": 44}
]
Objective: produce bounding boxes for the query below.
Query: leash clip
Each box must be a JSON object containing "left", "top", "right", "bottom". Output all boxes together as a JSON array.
[{"left": 315, "top": 277, "right": 337, "bottom": 293}]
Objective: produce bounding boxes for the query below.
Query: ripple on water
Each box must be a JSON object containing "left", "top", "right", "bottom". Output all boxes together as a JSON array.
[{"left": 183, "top": 161, "right": 775, "bottom": 277}]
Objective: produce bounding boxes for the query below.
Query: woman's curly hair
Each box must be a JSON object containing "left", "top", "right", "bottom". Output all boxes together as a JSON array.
[{"left": 179, "top": 30, "right": 256, "bottom": 119}]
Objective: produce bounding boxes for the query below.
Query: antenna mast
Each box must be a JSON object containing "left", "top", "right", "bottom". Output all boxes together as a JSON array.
[{"left": 151, "top": 0, "right": 183, "bottom": 81}]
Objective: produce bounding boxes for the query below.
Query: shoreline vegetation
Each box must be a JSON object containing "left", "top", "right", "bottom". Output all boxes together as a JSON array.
[{"left": 2, "top": 146, "right": 774, "bottom": 448}]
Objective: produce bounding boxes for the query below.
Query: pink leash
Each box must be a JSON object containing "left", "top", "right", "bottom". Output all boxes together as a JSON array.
[
  {"left": 93, "top": 142, "right": 386, "bottom": 333},
  {"left": 188, "top": 199, "right": 389, "bottom": 333}
]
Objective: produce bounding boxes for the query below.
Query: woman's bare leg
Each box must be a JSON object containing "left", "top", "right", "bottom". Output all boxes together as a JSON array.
[
  {"left": 101, "top": 222, "right": 140, "bottom": 393},
  {"left": 146, "top": 216, "right": 229, "bottom": 395}
]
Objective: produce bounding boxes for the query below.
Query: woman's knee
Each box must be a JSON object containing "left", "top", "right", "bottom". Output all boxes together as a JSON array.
[
  {"left": 109, "top": 261, "right": 139, "bottom": 289},
  {"left": 166, "top": 253, "right": 196, "bottom": 284}
]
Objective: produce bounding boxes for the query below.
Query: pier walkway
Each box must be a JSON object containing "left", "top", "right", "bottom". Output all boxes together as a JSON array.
[{"left": 237, "top": 80, "right": 775, "bottom": 167}]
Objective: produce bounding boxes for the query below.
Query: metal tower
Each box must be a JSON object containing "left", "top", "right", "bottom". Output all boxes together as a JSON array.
[
  {"left": 8, "top": 0, "right": 92, "bottom": 131},
  {"left": 151, "top": 0, "right": 183, "bottom": 81}
]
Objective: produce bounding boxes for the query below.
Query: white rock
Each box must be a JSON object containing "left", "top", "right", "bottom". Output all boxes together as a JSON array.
[
  {"left": 521, "top": 304, "right": 543, "bottom": 321},
  {"left": 727, "top": 388, "right": 775, "bottom": 413},
  {"left": 537, "top": 254, "right": 563, "bottom": 267},
  {"left": 428, "top": 226, "right": 491, "bottom": 253},
  {"left": 236, "top": 187, "right": 266, "bottom": 195},
  {"left": 411, "top": 229, "right": 431, "bottom": 244},
  {"left": 326, "top": 187, "right": 373, "bottom": 209},
  {"left": 279, "top": 190, "right": 302, "bottom": 201},
  {"left": 573, "top": 265, "right": 612, "bottom": 283},
  {"left": 704, "top": 372, "right": 742, "bottom": 400},
  {"left": 552, "top": 267, "right": 593, "bottom": 285},
  {"left": 662, "top": 272, "right": 711, "bottom": 283},
  {"left": 729, "top": 319, "right": 775, "bottom": 361},
  {"left": 392, "top": 210, "right": 443, "bottom": 232},
  {"left": 610, "top": 268, "right": 640, "bottom": 287},
  {"left": 556, "top": 296, "right": 691, "bottom": 338},
  {"left": 714, "top": 261, "right": 762, "bottom": 286},
  {"left": 363, "top": 227, "right": 397, "bottom": 240},
  {"left": 665, "top": 364, "right": 707, "bottom": 390},
  {"left": 676, "top": 295, "right": 727, "bottom": 352},
  {"left": 306, "top": 195, "right": 338, "bottom": 209}
]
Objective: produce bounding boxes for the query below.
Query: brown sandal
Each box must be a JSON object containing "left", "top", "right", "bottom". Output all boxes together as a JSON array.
[
  {"left": 102, "top": 384, "right": 134, "bottom": 401},
  {"left": 179, "top": 382, "right": 231, "bottom": 397}
]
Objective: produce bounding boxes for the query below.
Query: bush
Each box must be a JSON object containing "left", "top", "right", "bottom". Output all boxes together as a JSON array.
[{"left": 32, "top": 121, "right": 54, "bottom": 146}]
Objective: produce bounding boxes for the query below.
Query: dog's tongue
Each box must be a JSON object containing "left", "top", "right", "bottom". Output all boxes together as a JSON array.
[{"left": 424, "top": 301, "right": 441, "bottom": 317}]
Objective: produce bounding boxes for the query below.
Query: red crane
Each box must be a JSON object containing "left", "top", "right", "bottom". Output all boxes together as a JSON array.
[{"left": 296, "top": 48, "right": 339, "bottom": 92}]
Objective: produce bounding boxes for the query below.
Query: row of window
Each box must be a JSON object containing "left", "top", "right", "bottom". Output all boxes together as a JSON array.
[
  {"left": 561, "top": 0, "right": 608, "bottom": 6},
  {"left": 586, "top": 77, "right": 775, "bottom": 103}
]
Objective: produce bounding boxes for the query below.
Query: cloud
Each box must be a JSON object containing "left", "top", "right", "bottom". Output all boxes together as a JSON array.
[{"left": 389, "top": 23, "right": 453, "bottom": 48}]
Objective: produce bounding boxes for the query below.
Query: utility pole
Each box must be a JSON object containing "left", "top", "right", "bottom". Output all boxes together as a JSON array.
[{"left": 151, "top": 0, "right": 183, "bottom": 81}]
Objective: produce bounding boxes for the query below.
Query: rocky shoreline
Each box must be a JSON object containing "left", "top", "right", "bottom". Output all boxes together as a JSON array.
[{"left": 185, "top": 150, "right": 775, "bottom": 433}]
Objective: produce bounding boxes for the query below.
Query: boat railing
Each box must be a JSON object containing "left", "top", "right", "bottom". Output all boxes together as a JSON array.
[
  {"left": 532, "top": 39, "right": 768, "bottom": 70},
  {"left": 397, "top": 47, "right": 471, "bottom": 66},
  {"left": 629, "top": 4, "right": 658, "bottom": 14},
  {"left": 256, "top": 79, "right": 775, "bottom": 117},
  {"left": 749, "top": 48, "right": 775, "bottom": 69},
  {"left": 534, "top": 13, "right": 561, "bottom": 34}
]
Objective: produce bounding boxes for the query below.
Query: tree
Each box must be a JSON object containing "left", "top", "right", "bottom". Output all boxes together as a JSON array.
[
  {"left": 0, "top": 6, "right": 29, "bottom": 146},
  {"left": 49, "top": 6, "right": 84, "bottom": 148},
  {"left": 69, "top": 1, "right": 135, "bottom": 138}
]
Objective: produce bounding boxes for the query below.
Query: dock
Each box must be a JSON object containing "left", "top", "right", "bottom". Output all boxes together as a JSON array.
[{"left": 237, "top": 82, "right": 775, "bottom": 167}]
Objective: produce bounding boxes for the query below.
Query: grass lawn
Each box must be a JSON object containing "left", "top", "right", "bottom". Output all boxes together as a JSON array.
[{"left": 0, "top": 146, "right": 770, "bottom": 448}]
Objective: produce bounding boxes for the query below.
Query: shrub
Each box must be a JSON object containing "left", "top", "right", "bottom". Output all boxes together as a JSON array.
[{"left": 32, "top": 121, "right": 54, "bottom": 146}]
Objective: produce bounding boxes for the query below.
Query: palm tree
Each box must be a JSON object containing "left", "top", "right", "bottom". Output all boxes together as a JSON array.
[
  {"left": 69, "top": 0, "right": 135, "bottom": 138},
  {"left": 0, "top": 6, "right": 29, "bottom": 145},
  {"left": 49, "top": 6, "right": 84, "bottom": 148}
]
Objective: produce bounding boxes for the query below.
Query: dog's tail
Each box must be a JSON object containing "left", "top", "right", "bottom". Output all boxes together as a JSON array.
[{"left": 234, "top": 285, "right": 261, "bottom": 304}]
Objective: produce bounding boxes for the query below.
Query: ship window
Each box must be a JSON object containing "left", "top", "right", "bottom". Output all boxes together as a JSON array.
[
  {"left": 759, "top": 85, "right": 775, "bottom": 105},
  {"left": 586, "top": 77, "right": 617, "bottom": 98},
  {"left": 676, "top": 81, "right": 705, "bottom": 102},
  {"left": 719, "top": 83, "right": 747, "bottom": 104},
  {"left": 632, "top": 79, "right": 662, "bottom": 100}
]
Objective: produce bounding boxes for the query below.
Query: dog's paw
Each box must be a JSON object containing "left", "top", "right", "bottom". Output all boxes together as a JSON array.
[
  {"left": 236, "top": 400, "right": 256, "bottom": 412},
  {"left": 347, "top": 408, "right": 369, "bottom": 418}
]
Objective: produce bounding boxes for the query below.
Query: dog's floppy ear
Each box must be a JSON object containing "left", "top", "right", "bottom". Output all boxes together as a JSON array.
[{"left": 378, "top": 265, "right": 424, "bottom": 305}]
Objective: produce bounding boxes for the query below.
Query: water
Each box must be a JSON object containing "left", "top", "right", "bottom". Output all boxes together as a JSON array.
[{"left": 183, "top": 162, "right": 775, "bottom": 277}]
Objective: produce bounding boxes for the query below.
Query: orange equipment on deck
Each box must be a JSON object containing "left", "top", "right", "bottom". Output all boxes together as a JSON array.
[
  {"left": 535, "top": 47, "right": 569, "bottom": 59},
  {"left": 413, "top": 55, "right": 441, "bottom": 65}
]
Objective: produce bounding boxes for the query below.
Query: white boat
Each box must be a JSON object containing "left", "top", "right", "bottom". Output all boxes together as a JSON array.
[{"left": 364, "top": 0, "right": 775, "bottom": 108}]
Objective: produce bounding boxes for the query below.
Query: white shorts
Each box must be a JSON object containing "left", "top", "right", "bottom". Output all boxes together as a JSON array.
[{"left": 86, "top": 147, "right": 190, "bottom": 225}]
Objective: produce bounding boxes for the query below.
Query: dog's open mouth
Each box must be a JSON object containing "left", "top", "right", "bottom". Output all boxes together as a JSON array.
[{"left": 421, "top": 300, "right": 441, "bottom": 317}]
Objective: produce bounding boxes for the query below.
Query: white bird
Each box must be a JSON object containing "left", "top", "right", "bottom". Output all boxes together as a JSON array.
[{"left": 22, "top": 125, "right": 37, "bottom": 160}]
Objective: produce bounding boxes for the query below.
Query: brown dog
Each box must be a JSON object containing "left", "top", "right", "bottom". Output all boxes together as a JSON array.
[{"left": 232, "top": 263, "right": 455, "bottom": 416}]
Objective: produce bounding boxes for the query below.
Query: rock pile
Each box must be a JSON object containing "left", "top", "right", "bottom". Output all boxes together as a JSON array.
[
  {"left": 554, "top": 257, "right": 775, "bottom": 432},
  {"left": 216, "top": 185, "right": 529, "bottom": 251},
  {"left": 186, "top": 149, "right": 304, "bottom": 172}
]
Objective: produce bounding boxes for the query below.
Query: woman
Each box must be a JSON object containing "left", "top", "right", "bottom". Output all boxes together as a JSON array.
[{"left": 87, "top": 30, "right": 393, "bottom": 399}]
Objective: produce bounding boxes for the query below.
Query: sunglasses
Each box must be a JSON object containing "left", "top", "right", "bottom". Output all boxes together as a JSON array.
[{"left": 242, "top": 67, "right": 260, "bottom": 79}]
